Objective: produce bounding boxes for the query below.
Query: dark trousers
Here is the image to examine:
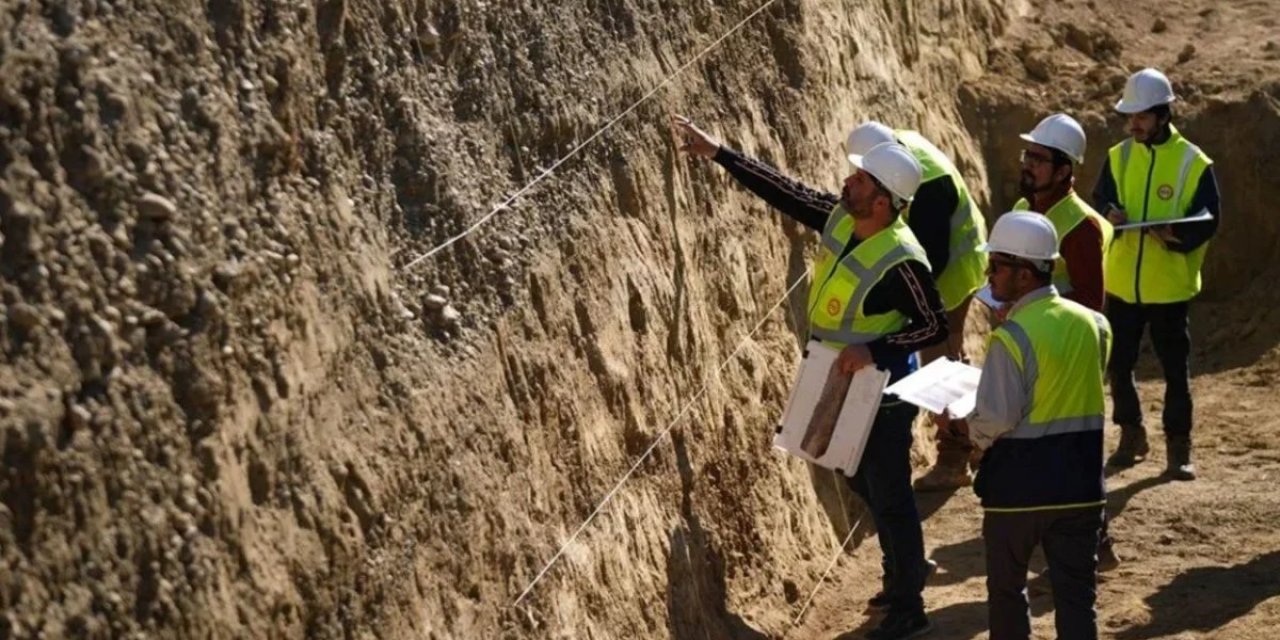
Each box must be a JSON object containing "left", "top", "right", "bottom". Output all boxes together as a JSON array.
[
  {"left": 984, "top": 506, "right": 1103, "bottom": 640},
  {"left": 845, "top": 401, "right": 925, "bottom": 614},
  {"left": 1106, "top": 296, "right": 1193, "bottom": 436}
]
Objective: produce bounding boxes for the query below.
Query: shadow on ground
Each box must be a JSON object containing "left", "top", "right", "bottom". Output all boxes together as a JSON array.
[{"left": 1114, "top": 550, "right": 1280, "bottom": 640}]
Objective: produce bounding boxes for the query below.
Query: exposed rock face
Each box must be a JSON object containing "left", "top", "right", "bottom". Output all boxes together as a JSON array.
[{"left": 0, "top": 1, "right": 1018, "bottom": 637}]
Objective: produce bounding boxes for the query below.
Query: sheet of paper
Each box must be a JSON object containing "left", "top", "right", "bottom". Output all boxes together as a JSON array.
[
  {"left": 974, "top": 284, "right": 1003, "bottom": 310},
  {"left": 1112, "top": 208, "right": 1213, "bottom": 230},
  {"left": 774, "top": 341, "right": 889, "bottom": 476},
  {"left": 884, "top": 357, "right": 981, "bottom": 416}
]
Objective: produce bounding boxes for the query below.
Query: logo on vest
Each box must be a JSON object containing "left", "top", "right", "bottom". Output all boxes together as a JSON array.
[
  {"left": 826, "top": 298, "right": 841, "bottom": 317},
  {"left": 1157, "top": 184, "right": 1174, "bottom": 200}
]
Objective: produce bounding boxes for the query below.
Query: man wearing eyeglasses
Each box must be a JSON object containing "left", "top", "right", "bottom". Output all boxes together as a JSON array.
[
  {"left": 1092, "top": 68, "right": 1220, "bottom": 481},
  {"left": 1010, "top": 114, "right": 1112, "bottom": 313},
  {"left": 673, "top": 114, "right": 946, "bottom": 640},
  {"left": 957, "top": 212, "right": 1111, "bottom": 640}
]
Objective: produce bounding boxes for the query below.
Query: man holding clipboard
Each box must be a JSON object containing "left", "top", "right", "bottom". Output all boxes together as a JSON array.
[
  {"left": 1092, "top": 68, "right": 1221, "bottom": 480},
  {"left": 673, "top": 115, "right": 948, "bottom": 640}
]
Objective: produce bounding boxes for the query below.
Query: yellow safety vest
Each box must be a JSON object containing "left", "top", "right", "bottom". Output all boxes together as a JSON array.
[
  {"left": 896, "top": 130, "right": 988, "bottom": 312},
  {"left": 980, "top": 293, "right": 1111, "bottom": 512},
  {"left": 807, "top": 207, "right": 930, "bottom": 348},
  {"left": 1012, "top": 193, "right": 1113, "bottom": 296},
  {"left": 1103, "top": 126, "right": 1213, "bottom": 303}
]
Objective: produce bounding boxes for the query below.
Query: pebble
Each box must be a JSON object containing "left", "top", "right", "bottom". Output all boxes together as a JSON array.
[
  {"left": 69, "top": 404, "right": 92, "bottom": 430},
  {"left": 8, "top": 303, "right": 41, "bottom": 330},
  {"left": 424, "top": 294, "right": 447, "bottom": 311},
  {"left": 137, "top": 192, "right": 177, "bottom": 221},
  {"left": 441, "top": 305, "right": 462, "bottom": 326},
  {"left": 432, "top": 284, "right": 451, "bottom": 298}
]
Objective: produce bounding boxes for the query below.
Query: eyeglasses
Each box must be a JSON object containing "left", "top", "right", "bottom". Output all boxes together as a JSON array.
[
  {"left": 985, "top": 257, "right": 1032, "bottom": 275},
  {"left": 1019, "top": 149, "right": 1053, "bottom": 167}
]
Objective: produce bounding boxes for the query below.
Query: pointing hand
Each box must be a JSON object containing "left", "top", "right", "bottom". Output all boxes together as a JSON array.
[{"left": 672, "top": 114, "right": 721, "bottom": 159}]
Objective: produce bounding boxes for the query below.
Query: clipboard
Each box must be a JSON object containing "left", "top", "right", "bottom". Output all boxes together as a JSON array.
[
  {"left": 1112, "top": 208, "right": 1213, "bottom": 230},
  {"left": 773, "top": 340, "right": 889, "bottom": 476}
]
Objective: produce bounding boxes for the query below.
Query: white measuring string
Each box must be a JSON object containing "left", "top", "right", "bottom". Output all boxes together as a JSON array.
[
  {"left": 788, "top": 516, "right": 865, "bottom": 632},
  {"left": 400, "top": 0, "right": 781, "bottom": 271},
  {"left": 512, "top": 269, "right": 809, "bottom": 607}
]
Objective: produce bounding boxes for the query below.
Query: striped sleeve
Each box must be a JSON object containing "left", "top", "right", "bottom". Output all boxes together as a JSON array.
[
  {"left": 712, "top": 146, "right": 838, "bottom": 231},
  {"left": 866, "top": 260, "right": 948, "bottom": 367}
]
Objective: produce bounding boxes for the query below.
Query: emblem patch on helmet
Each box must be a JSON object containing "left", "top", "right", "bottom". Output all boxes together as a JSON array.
[
  {"left": 826, "top": 298, "right": 841, "bottom": 316},
  {"left": 1157, "top": 184, "right": 1174, "bottom": 200}
]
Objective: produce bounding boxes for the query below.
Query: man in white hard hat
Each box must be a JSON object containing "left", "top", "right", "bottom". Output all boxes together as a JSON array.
[
  {"left": 674, "top": 114, "right": 945, "bottom": 640},
  {"left": 1011, "top": 114, "right": 1121, "bottom": 573},
  {"left": 953, "top": 212, "right": 1110, "bottom": 640},
  {"left": 1092, "top": 68, "right": 1220, "bottom": 481},
  {"left": 1011, "top": 113, "right": 1112, "bottom": 313},
  {"left": 846, "top": 121, "right": 990, "bottom": 494}
]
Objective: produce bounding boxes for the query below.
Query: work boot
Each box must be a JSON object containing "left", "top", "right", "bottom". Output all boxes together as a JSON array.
[
  {"left": 1097, "top": 537, "right": 1121, "bottom": 573},
  {"left": 1106, "top": 424, "right": 1150, "bottom": 468},
  {"left": 913, "top": 451, "right": 972, "bottom": 492},
  {"left": 868, "top": 560, "right": 938, "bottom": 610},
  {"left": 866, "top": 610, "right": 933, "bottom": 640},
  {"left": 1165, "top": 434, "right": 1196, "bottom": 481}
]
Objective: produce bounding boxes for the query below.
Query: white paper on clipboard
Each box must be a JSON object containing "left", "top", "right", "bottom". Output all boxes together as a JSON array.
[
  {"left": 884, "top": 357, "right": 982, "bottom": 418},
  {"left": 1112, "top": 208, "right": 1213, "bottom": 230},
  {"left": 773, "top": 340, "right": 889, "bottom": 476}
]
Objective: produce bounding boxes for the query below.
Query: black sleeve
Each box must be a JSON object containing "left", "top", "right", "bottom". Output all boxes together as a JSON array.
[
  {"left": 865, "top": 260, "right": 949, "bottom": 367},
  {"left": 1091, "top": 156, "right": 1120, "bottom": 213},
  {"left": 712, "top": 146, "right": 838, "bottom": 232},
  {"left": 905, "top": 177, "right": 956, "bottom": 279},
  {"left": 1168, "top": 165, "right": 1221, "bottom": 253}
]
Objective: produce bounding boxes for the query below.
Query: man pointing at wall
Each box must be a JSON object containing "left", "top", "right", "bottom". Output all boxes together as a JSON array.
[{"left": 674, "top": 114, "right": 945, "bottom": 640}]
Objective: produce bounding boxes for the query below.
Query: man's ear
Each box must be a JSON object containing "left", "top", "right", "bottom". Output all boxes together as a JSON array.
[{"left": 1053, "top": 164, "right": 1072, "bottom": 184}]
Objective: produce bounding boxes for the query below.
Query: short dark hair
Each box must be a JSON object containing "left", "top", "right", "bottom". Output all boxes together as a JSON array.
[
  {"left": 1031, "top": 264, "right": 1053, "bottom": 284},
  {"left": 869, "top": 174, "right": 909, "bottom": 213},
  {"left": 1049, "top": 147, "right": 1073, "bottom": 168},
  {"left": 1147, "top": 103, "right": 1172, "bottom": 122}
]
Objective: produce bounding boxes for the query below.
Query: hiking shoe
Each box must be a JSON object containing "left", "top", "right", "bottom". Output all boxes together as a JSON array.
[
  {"left": 866, "top": 610, "right": 933, "bottom": 640},
  {"left": 1098, "top": 537, "right": 1121, "bottom": 573},
  {"left": 1164, "top": 435, "right": 1196, "bottom": 481},
  {"left": 1106, "top": 424, "right": 1150, "bottom": 468},
  {"left": 869, "top": 560, "right": 938, "bottom": 610},
  {"left": 912, "top": 458, "right": 973, "bottom": 492}
]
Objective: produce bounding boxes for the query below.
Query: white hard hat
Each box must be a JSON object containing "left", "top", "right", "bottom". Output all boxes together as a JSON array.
[
  {"left": 1115, "top": 68, "right": 1177, "bottom": 114},
  {"left": 1019, "top": 113, "right": 1086, "bottom": 163},
  {"left": 849, "top": 142, "right": 923, "bottom": 205},
  {"left": 980, "top": 211, "right": 1060, "bottom": 263},
  {"left": 846, "top": 121, "right": 896, "bottom": 162}
]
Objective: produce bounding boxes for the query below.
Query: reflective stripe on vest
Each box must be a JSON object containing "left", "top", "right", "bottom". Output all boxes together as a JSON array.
[
  {"left": 896, "top": 130, "right": 987, "bottom": 311},
  {"left": 1012, "top": 194, "right": 1113, "bottom": 296},
  {"left": 1104, "top": 126, "right": 1212, "bottom": 304},
  {"left": 807, "top": 210, "right": 930, "bottom": 346},
  {"left": 990, "top": 295, "right": 1109, "bottom": 440}
]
